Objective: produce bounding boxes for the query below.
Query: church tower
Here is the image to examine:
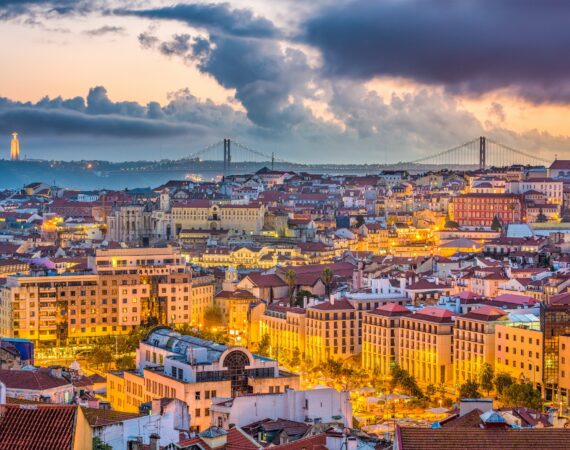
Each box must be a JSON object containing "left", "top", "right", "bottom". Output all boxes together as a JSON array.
[{"left": 10, "top": 133, "right": 20, "bottom": 161}]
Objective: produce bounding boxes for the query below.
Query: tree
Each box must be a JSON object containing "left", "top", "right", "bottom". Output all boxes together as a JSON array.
[
  {"left": 389, "top": 364, "right": 423, "bottom": 398},
  {"left": 503, "top": 383, "right": 542, "bottom": 410},
  {"left": 479, "top": 363, "right": 495, "bottom": 396},
  {"left": 491, "top": 215, "right": 503, "bottom": 232},
  {"left": 295, "top": 290, "right": 313, "bottom": 307},
  {"left": 93, "top": 437, "right": 112, "bottom": 450},
  {"left": 88, "top": 347, "right": 113, "bottom": 370},
  {"left": 290, "top": 348, "right": 301, "bottom": 368},
  {"left": 354, "top": 214, "right": 366, "bottom": 229},
  {"left": 444, "top": 213, "right": 459, "bottom": 229},
  {"left": 284, "top": 269, "right": 297, "bottom": 307},
  {"left": 426, "top": 384, "right": 436, "bottom": 401},
  {"left": 321, "top": 267, "right": 334, "bottom": 297},
  {"left": 256, "top": 334, "right": 271, "bottom": 357},
  {"left": 536, "top": 209, "right": 547, "bottom": 223},
  {"left": 115, "top": 354, "right": 135, "bottom": 371},
  {"left": 459, "top": 380, "right": 482, "bottom": 399},
  {"left": 494, "top": 372, "right": 514, "bottom": 396},
  {"left": 204, "top": 305, "right": 223, "bottom": 324}
]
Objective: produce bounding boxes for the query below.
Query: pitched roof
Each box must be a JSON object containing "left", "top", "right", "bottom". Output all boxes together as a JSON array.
[
  {"left": 369, "top": 303, "right": 412, "bottom": 317},
  {"left": 0, "top": 369, "right": 72, "bottom": 391},
  {"left": 0, "top": 404, "right": 78, "bottom": 450},
  {"left": 410, "top": 306, "right": 454, "bottom": 324},
  {"left": 460, "top": 306, "right": 508, "bottom": 322},
  {"left": 397, "top": 427, "right": 570, "bottom": 450},
  {"left": 271, "top": 433, "right": 327, "bottom": 450},
  {"left": 81, "top": 406, "right": 143, "bottom": 427},
  {"left": 310, "top": 298, "right": 354, "bottom": 311},
  {"left": 439, "top": 408, "right": 483, "bottom": 428},
  {"left": 226, "top": 427, "right": 261, "bottom": 450}
]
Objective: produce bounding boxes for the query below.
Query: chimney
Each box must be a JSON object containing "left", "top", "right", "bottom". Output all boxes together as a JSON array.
[{"left": 149, "top": 433, "right": 160, "bottom": 450}]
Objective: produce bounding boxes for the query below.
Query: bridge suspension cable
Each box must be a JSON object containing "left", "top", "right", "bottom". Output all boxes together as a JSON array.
[
  {"left": 485, "top": 138, "right": 551, "bottom": 164},
  {"left": 231, "top": 140, "right": 293, "bottom": 164},
  {"left": 184, "top": 140, "right": 225, "bottom": 160},
  {"left": 402, "top": 138, "right": 480, "bottom": 165}
]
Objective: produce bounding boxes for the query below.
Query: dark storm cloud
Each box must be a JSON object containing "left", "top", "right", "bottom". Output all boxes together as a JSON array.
[
  {"left": 138, "top": 30, "right": 317, "bottom": 131},
  {"left": 116, "top": 2, "right": 279, "bottom": 39},
  {"left": 303, "top": 0, "right": 570, "bottom": 103},
  {"left": 0, "top": 88, "right": 211, "bottom": 138}
]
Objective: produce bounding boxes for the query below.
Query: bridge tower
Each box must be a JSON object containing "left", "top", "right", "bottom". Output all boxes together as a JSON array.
[
  {"left": 479, "top": 136, "right": 486, "bottom": 169},
  {"left": 223, "top": 138, "right": 231, "bottom": 175}
]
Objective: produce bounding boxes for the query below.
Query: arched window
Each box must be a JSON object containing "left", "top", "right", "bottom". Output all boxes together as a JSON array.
[{"left": 222, "top": 350, "right": 251, "bottom": 396}]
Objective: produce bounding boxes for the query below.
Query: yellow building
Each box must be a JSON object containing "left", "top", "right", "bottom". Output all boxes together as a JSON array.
[
  {"left": 260, "top": 303, "right": 306, "bottom": 360},
  {"left": 398, "top": 307, "right": 454, "bottom": 385},
  {"left": 453, "top": 306, "right": 508, "bottom": 385},
  {"left": 494, "top": 315, "right": 543, "bottom": 388},
  {"left": 362, "top": 303, "right": 412, "bottom": 377},
  {"left": 305, "top": 299, "right": 357, "bottom": 366},
  {"left": 171, "top": 200, "right": 265, "bottom": 235},
  {"left": 557, "top": 335, "right": 570, "bottom": 404},
  {"left": 194, "top": 245, "right": 305, "bottom": 269},
  {"left": 1, "top": 248, "right": 215, "bottom": 348},
  {"left": 215, "top": 289, "right": 257, "bottom": 345},
  {"left": 107, "top": 327, "right": 299, "bottom": 432}
]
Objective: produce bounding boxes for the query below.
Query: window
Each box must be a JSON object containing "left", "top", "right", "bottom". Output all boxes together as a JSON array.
[
  {"left": 195, "top": 391, "right": 201, "bottom": 400},
  {"left": 195, "top": 409, "right": 201, "bottom": 418}
]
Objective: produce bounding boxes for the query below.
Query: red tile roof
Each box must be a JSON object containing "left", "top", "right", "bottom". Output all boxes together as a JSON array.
[
  {"left": 215, "top": 289, "right": 256, "bottom": 299},
  {"left": 226, "top": 427, "right": 261, "bottom": 450},
  {"left": 410, "top": 306, "right": 454, "bottom": 324},
  {"left": 0, "top": 404, "right": 77, "bottom": 450},
  {"left": 310, "top": 298, "right": 354, "bottom": 311},
  {"left": 460, "top": 306, "right": 508, "bottom": 322},
  {"left": 0, "top": 369, "right": 72, "bottom": 391},
  {"left": 550, "top": 292, "right": 570, "bottom": 305},
  {"left": 397, "top": 426, "right": 570, "bottom": 450},
  {"left": 369, "top": 303, "right": 412, "bottom": 317},
  {"left": 271, "top": 433, "right": 327, "bottom": 450}
]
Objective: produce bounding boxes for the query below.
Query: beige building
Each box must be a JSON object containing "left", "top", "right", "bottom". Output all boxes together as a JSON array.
[
  {"left": 362, "top": 303, "right": 412, "bottom": 377},
  {"left": 107, "top": 327, "right": 299, "bottom": 432},
  {"left": 398, "top": 307, "right": 454, "bottom": 385},
  {"left": 494, "top": 315, "right": 543, "bottom": 388},
  {"left": 171, "top": 200, "right": 265, "bottom": 236},
  {"left": 454, "top": 306, "right": 508, "bottom": 385},
  {"left": 260, "top": 303, "right": 307, "bottom": 361},
  {"left": 305, "top": 299, "right": 358, "bottom": 366},
  {"left": 1, "top": 248, "right": 214, "bottom": 347},
  {"left": 558, "top": 335, "right": 570, "bottom": 403}
]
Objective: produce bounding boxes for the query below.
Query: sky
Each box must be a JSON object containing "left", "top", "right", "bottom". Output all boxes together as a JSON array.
[{"left": 1, "top": 0, "right": 570, "bottom": 163}]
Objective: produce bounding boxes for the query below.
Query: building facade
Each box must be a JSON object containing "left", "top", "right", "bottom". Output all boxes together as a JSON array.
[{"left": 107, "top": 327, "right": 300, "bottom": 431}]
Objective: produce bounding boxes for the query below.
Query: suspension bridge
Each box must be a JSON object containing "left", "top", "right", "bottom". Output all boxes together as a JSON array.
[{"left": 116, "top": 136, "right": 552, "bottom": 176}]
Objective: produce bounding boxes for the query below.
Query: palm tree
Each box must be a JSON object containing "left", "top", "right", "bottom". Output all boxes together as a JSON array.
[
  {"left": 284, "top": 269, "right": 297, "bottom": 307},
  {"left": 321, "top": 267, "right": 334, "bottom": 297}
]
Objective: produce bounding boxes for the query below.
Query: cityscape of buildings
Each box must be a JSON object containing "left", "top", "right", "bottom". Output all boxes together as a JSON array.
[{"left": 1, "top": 152, "right": 570, "bottom": 448}]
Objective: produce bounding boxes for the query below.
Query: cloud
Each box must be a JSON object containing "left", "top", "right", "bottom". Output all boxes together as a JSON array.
[
  {"left": 140, "top": 31, "right": 318, "bottom": 131},
  {"left": 303, "top": 0, "right": 570, "bottom": 103},
  {"left": 0, "top": 87, "right": 215, "bottom": 139},
  {"left": 0, "top": 0, "right": 94, "bottom": 19},
  {"left": 83, "top": 25, "right": 125, "bottom": 37},
  {"left": 116, "top": 2, "right": 280, "bottom": 39}
]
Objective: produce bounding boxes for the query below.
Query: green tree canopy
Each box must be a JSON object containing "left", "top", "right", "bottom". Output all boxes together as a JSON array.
[
  {"left": 494, "top": 372, "right": 514, "bottom": 396},
  {"left": 479, "top": 363, "right": 495, "bottom": 395},
  {"left": 503, "top": 383, "right": 542, "bottom": 410},
  {"left": 459, "top": 380, "right": 482, "bottom": 399}
]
